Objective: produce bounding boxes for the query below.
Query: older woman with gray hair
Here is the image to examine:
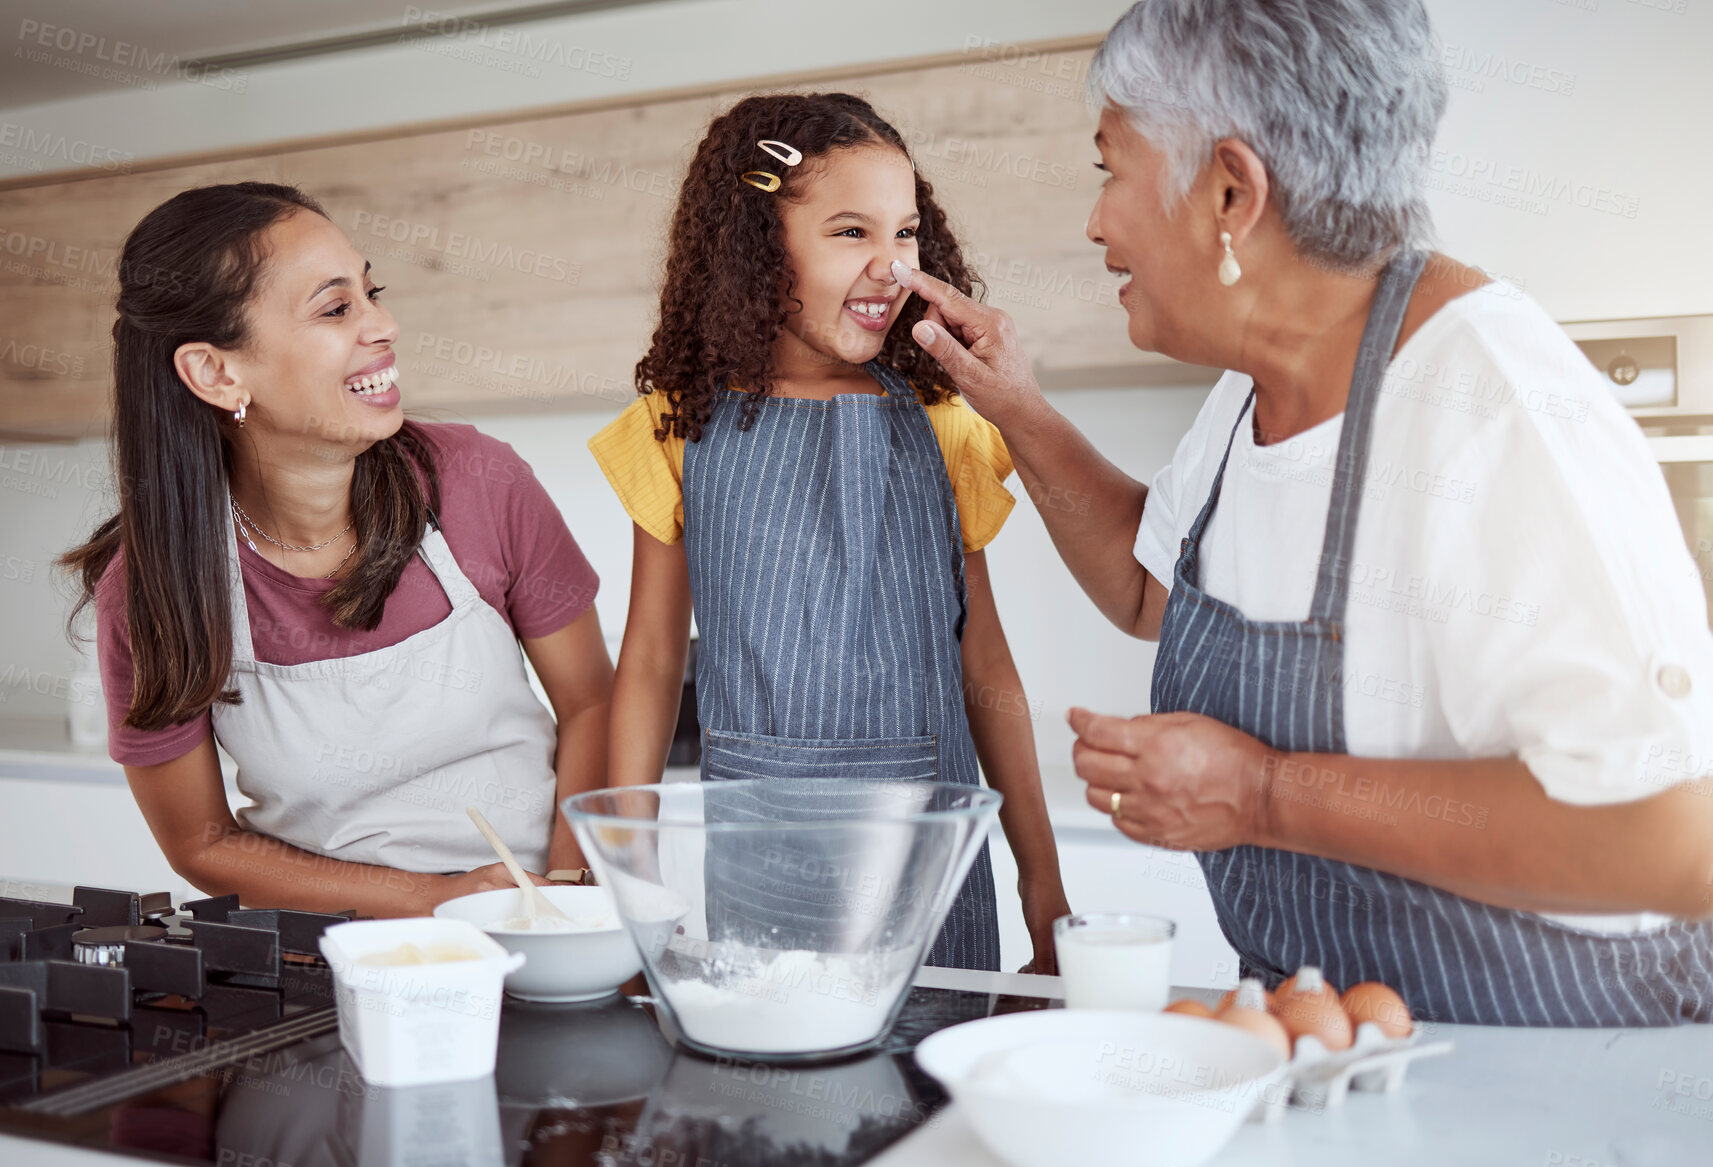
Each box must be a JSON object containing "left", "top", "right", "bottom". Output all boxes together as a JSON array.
[{"left": 896, "top": 0, "right": 1713, "bottom": 1026}]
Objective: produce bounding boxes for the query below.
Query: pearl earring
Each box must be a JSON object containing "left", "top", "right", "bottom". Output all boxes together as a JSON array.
[{"left": 1218, "top": 232, "right": 1242, "bottom": 286}]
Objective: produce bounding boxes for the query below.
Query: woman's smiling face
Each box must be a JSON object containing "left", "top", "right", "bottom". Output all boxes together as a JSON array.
[
  {"left": 776, "top": 144, "right": 920, "bottom": 370},
  {"left": 231, "top": 210, "right": 404, "bottom": 450},
  {"left": 1086, "top": 105, "right": 1210, "bottom": 359}
]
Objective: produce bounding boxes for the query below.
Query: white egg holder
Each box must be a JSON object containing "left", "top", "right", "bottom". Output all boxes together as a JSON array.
[{"left": 1244, "top": 1021, "right": 1455, "bottom": 1122}]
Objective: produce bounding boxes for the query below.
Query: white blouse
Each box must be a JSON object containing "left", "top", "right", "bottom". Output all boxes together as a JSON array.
[{"left": 1134, "top": 280, "right": 1713, "bottom": 933}]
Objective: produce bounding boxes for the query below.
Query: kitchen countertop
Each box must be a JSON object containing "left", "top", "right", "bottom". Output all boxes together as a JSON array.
[
  {"left": 891, "top": 971, "right": 1713, "bottom": 1165},
  {"left": 5, "top": 963, "right": 1708, "bottom": 1166}
]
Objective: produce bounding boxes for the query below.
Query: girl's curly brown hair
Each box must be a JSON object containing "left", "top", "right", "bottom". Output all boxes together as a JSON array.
[{"left": 636, "top": 91, "right": 985, "bottom": 441}]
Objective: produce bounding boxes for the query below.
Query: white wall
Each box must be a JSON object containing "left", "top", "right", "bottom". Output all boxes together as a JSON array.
[
  {"left": 1421, "top": 0, "right": 1712, "bottom": 320},
  {"left": 0, "top": 437, "right": 111, "bottom": 723}
]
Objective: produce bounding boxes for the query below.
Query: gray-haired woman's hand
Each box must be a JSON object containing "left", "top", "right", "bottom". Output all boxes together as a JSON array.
[{"left": 892, "top": 260, "right": 1044, "bottom": 430}]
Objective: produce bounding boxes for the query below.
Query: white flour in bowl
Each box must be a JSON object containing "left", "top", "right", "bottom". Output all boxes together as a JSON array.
[
  {"left": 661, "top": 947, "right": 914, "bottom": 1054},
  {"left": 484, "top": 909, "right": 618, "bottom": 933}
]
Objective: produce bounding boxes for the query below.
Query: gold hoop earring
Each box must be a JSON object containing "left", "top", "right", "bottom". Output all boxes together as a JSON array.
[{"left": 1218, "top": 231, "right": 1242, "bottom": 287}]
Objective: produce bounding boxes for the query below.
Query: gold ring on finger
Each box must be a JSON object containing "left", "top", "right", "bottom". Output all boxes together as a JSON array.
[{"left": 1110, "top": 789, "right": 1123, "bottom": 819}]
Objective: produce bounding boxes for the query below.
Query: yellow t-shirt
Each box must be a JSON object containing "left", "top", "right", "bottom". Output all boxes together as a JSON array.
[{"left": 588, "top": 388, "right": 1016, "bottom": 552}]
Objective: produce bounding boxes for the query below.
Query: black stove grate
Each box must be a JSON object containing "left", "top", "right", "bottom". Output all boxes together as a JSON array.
[{"left": 0, "top": 887, "right": 353, "bottom": 1110}]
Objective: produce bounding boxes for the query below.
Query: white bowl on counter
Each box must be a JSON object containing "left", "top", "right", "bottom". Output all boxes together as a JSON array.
[
  {"left": 915, "top": 1009, "right": 1287, "bottom": 1167},
  {"left": 433, "top": 885, "right": 642, "bottom": 1002}
]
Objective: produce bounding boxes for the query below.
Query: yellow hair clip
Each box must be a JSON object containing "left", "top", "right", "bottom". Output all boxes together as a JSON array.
[{"left": 741, "top": 170, "right": 782, "bottom": 192}]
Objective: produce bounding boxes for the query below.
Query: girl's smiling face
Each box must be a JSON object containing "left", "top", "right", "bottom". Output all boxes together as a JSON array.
[{"left": 776, "top": 144, "right": 920, "bottom": 372}]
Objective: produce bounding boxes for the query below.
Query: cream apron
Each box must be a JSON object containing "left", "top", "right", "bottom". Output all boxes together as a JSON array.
[{"left": 211, "top": 503, "right": 560, "bottom": 874}]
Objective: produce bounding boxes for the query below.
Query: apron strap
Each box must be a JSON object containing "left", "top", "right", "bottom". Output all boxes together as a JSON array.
[
  {"left": 416, "top": 522, "right": 483, "bottom": 611},
  {"left": 1181, "top": 388, "right": 1257, "bottom": 561},
  {"left": 1309, "top": 248, "right": 1429, "bottom": 622},
  {"left": 222, "top": 494, "right": 257, "bottom": 665}
]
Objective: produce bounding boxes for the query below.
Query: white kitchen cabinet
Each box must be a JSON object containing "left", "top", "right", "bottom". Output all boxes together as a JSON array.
[{"left": 0, "top": 726, "right": 244, "bottom": 902}]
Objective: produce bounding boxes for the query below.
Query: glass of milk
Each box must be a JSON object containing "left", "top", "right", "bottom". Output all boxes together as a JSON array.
[{"left": 1053, "top": 912, "right": 1176, "bottom": 1011}]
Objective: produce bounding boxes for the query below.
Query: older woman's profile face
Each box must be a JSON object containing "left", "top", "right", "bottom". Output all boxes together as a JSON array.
[{"left": 1087, "top": 105, "right": 1207, "bottom": 358}]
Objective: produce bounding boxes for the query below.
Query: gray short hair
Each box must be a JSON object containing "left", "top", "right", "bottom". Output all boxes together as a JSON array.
[{"left": 1088, "top": 0, "right": 1447, "bottom": 271}]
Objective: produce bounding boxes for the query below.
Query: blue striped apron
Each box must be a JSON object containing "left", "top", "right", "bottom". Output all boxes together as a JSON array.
[
  {"left": 682, "top": 360, "right": 1001, "bottom": 971},
  {"left": 1151, "top": 249, "right": 1713, "bottom": 1026}
]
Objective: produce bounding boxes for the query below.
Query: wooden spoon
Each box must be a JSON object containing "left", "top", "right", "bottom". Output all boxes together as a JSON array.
[{"left": 465, "top": 806, "right": 571, "bottom": 924}]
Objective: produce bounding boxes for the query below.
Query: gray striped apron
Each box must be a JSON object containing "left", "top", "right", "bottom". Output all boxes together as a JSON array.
[
  {"left": 1152, "top": 249, "right": 1713, "bottom": 1025},
  {"left": 682, "top": 360, "right": 1001, "bottom": 971}
]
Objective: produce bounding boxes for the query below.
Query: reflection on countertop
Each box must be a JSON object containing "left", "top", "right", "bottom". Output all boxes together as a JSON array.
[{"left": 200, "top": 985, "right": 1029, "bottom": 1167}]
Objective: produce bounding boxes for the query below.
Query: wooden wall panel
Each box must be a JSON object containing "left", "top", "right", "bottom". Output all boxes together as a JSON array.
[{"left": 0, "top": 40, "right": 1191, "bottom": 442}]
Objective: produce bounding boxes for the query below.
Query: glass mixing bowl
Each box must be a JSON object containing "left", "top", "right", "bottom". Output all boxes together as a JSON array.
[{"left": 562, "top": 779, "right": 1002, "bottom": 1062}]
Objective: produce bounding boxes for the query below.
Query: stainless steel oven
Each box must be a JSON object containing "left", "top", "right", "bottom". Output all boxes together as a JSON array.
[{"left": 1564, "top": 313, "right": 1713, "bottom": 627}]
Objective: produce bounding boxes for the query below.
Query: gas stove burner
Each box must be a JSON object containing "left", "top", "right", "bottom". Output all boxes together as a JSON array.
[
  {"left": 1, "top": 886, "right": 352, "bottom": 1096},
  {"left": 70, "top": 926, "right": 167, "bottom": 968},
  {"left": 71, "top": 887, "right": 174, "bottom": 928}
]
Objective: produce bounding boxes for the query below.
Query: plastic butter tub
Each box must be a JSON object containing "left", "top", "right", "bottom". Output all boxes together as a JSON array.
[{"left": 318, "top": 917, "right": 525, "bottom": 1087}]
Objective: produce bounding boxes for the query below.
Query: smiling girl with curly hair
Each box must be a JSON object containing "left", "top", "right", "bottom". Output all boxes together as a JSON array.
[{"left": 589, "top": 92, "right": 1068, "bottom": 972}]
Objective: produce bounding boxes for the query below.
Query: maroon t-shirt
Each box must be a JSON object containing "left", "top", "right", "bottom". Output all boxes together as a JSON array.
[{"left": 96, "top": 423, "right": 599, "bottom": 767}]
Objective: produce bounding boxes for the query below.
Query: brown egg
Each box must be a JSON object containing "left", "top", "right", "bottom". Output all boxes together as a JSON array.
[
  {"left": 1341, "top": 982, "right": 1413, "bottom": 1038},
  {"left": 1164, "top": 998, "right": 1215, "bottom": 1018},
  {"left": 1213, "top": 1001, "right": 1292, "bottom": 1060},
  {"left": 1273, "top": 966, "right": 1353, "bottom": 1051}
]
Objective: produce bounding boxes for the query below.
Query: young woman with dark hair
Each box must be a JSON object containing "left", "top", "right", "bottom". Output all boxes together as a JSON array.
[
  {"left": 63, "top": 182, "right": 612, "bottom": 915},
  {"left": 590, "top": 93, "right": 1070, "bottom": 972}
]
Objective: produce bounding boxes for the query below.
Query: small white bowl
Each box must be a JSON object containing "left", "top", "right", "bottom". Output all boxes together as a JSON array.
[
  {"left": 916, "top": 1009, "right": 1286, "bottom": 1167},
  {"left": 433, "top": 885, "right": 642, "bottom": 1002}
]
